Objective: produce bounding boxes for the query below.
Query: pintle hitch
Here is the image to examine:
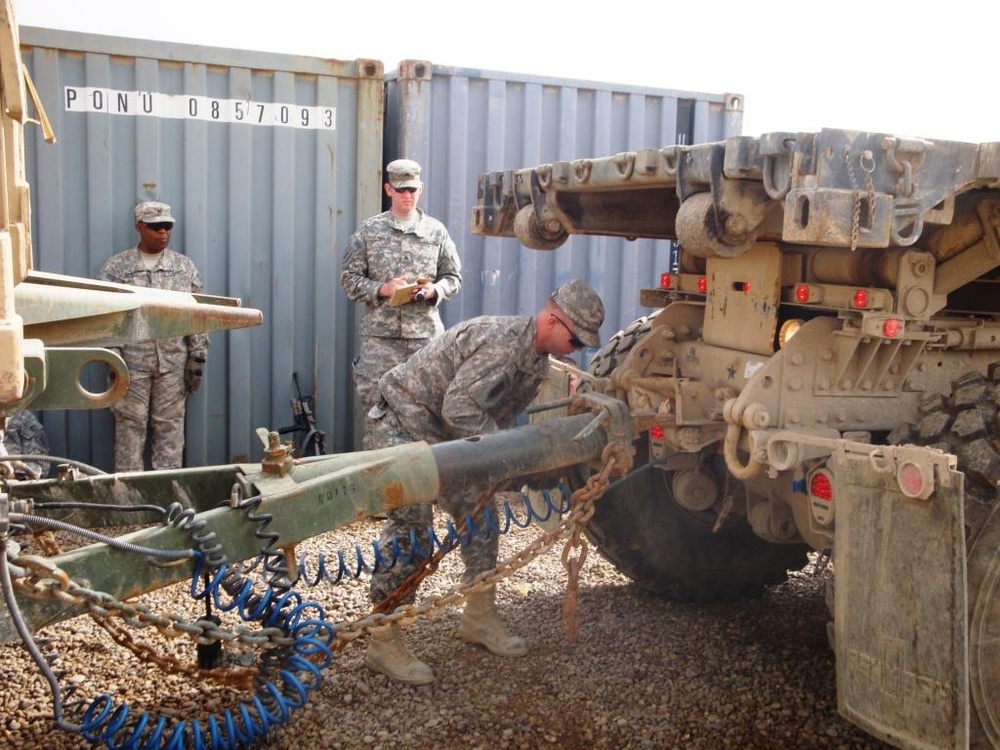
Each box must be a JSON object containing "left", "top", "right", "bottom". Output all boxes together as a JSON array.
[{"left": 566, "top": 392, "right": 635, "bottom": 478}]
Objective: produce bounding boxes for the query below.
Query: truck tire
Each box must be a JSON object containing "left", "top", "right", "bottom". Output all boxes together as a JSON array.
[
  {"left": 970, "top": 507, "right": 1000, "bottom": 749},
  {"left": 587, "top": 313, "right": 660, "bottom": 378},
  {"left": 887, "top": 369, "right": 1000, "bottom": 748},
  {"left": 578, "top": 314, "right": 809, "bottom": 602}
]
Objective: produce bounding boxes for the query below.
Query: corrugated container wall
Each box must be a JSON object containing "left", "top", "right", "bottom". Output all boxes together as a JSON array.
[
  {"left": 19, "top": 29, "right": 741, "bottom": 465},
  {"left": 383, "top": 61, "right": 742, "bottom": 349},
  {"left": 20, "top": 27, "right": 384, "bottom": 469}
]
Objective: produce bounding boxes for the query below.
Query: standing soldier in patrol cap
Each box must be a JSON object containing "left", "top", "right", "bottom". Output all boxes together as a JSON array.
[
  {"left": 340, "top": 158, "right": 462, "bottom": 448},
  {"left": 98, "top": 201, "right": 207, "bottom": 471}
]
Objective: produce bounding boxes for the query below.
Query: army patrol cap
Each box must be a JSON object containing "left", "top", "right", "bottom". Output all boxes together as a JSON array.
[
  {"left": 134, "top": 201, "right": 175, "bottom": 225},
  {"left": 551, "top": 279, "right": 604, "bottom": 348},
  {"left": 386, "top": 159, "right": 422, "bottom": 189}
]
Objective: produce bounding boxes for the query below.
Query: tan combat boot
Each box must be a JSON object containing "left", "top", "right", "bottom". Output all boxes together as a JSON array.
[
  {"left": 457, "top": 588, "right": 528, "bottom": 657},
  {"left": 364, "top": 625, "right": 434, "bottom": 685}
]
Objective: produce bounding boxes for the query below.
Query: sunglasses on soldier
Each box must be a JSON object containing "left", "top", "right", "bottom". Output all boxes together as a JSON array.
[{"left": 552, "top": 315, "right": 585, "bottom": 349}]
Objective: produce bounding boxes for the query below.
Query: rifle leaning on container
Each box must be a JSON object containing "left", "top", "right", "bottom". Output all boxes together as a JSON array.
[{"left": 277, "top": 372, "right": 326, "bottom": 457}]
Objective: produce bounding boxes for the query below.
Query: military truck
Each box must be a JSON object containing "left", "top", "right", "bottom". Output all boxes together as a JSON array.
[{"left": 472, "top": 131, "right": 1000, "bottom": 749}]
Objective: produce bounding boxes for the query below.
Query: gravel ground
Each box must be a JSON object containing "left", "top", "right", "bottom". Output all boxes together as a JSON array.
[{"left": 0, "top": 498, "right": 893, "bottom": 750}]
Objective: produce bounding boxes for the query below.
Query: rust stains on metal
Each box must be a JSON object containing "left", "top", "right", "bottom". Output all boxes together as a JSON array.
[{"left": 381, "top": 481, "right": 407, "bottom": 510}]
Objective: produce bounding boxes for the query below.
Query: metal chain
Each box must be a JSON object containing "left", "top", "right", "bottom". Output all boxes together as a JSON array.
[
  {"left": 91, "top": 614, "right": 256, "bottom": 690},
  {"left": 862, "top": 151, "right": 877, "bottom": 231},
  {"left": 845, "top": 148, "right": 877, "bottom": 252},
  {"left": 12, "top": 554, "right": 292, "bottom": 648},
  {"left": 845, "top": 148, "right": 861, "bottom": 252},
  {"left": 369, "top": 483, "right": 504, "bottom": 620},
  {"left": 335, "top": 449, "right": 620, "bottom": 646},
  {"left": 32, "top": 530, "right": 61, "bottom": 557},
  {"left": 561, "top": 447, "right": 617, "bottom": 643}
]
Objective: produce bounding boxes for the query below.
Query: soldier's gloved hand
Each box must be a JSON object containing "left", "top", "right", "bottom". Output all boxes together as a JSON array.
[{"left": 185, "top": 356, "right": 205, "bottom": 394}]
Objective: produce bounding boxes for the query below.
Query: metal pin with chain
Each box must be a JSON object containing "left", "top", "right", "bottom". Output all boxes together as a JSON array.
[{"left": 845, "top": 148, "right": 878, "bottom": 252}]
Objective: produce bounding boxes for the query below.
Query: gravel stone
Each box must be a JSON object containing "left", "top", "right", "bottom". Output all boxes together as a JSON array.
[{"left": 0, "top": 502, "right": 893, "bottom": 749}]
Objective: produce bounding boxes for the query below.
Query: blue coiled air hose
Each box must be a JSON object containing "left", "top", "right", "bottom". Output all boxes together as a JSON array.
[{"left": 74, "top": 555, "right": 334, "bottom": 749}]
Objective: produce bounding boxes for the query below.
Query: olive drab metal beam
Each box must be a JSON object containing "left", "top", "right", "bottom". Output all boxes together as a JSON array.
[
  {"left": 5, "top": 271, "right": 263, "bottom": 415},
  {"left": 2, "top": 402, "right": 631, "bottom": 639}
]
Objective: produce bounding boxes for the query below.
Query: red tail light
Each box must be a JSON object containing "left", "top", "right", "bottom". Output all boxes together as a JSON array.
[
  {"left": 659, "top": 273, "right": 672, "bottom": 289},
  {"left": 792, "top": 284, "right": 822, "bottom": 304},
  {"left": 883, "top": 318, "right": 902, "bottom": 338},
  {"left": 808, "top": 468, "right": 835, "bottom": 526},
  {"left": 809, "top": 471, "right": 832, "bottom": 501},
  {"left": 897, "top": 461, "right": 927, "bottom": 499}
]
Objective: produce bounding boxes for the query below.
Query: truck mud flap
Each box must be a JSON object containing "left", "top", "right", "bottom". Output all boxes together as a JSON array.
[{"left": 832, "top": 446, "right": 968, "bottom": 750}]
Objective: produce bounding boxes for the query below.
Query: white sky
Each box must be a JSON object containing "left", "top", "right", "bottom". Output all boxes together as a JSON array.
[{"left": 18, "top": 0, "right": 997, "bottom": 145}]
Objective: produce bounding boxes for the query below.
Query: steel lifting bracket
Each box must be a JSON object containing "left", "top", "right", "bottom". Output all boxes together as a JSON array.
[{"left": 880, "top": 136, "right": 930, "bottom": 199}]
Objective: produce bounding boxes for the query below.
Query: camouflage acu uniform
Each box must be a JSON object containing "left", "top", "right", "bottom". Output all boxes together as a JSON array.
[
  {"left": 1, "top": 411, "right": 50, "bottom": 479},
  {"left": 340, "top": 209, "right": 461, "bottom": 446},
  {"left": 368, "top": 315, "right": 549, "bottom": 604},
  {"left": 98, "top": 247, "right": 207, "bottom": 471}
]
